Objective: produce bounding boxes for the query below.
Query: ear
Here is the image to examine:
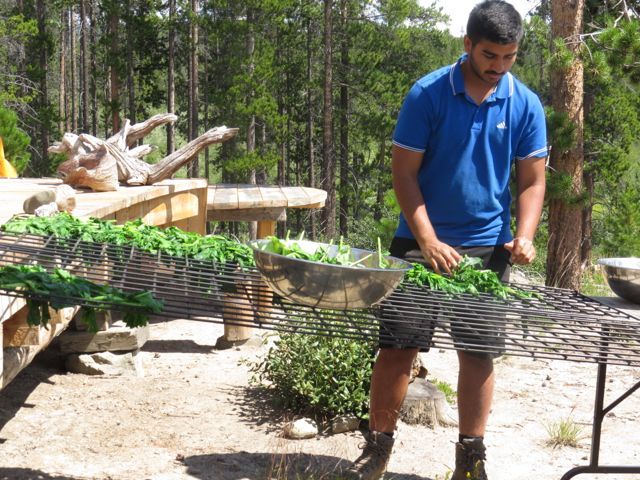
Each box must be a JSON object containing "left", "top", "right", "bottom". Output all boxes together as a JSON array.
[{"left": 463, "top": 36, "right": 472, "bottom": 54}]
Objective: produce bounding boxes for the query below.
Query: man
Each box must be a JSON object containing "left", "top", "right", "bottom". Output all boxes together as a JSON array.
[{"left": 345, "top": 1, "right": 547, "bottom": 479}]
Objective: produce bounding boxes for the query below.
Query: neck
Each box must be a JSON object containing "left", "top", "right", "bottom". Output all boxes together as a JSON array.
[{"left": 461, "top": 60, "right": 497, "bottom": 105}]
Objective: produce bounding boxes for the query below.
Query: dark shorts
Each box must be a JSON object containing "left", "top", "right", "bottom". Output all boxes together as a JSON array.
[{"left": 379, "top": 237, "right": 511, "bottom": 358}]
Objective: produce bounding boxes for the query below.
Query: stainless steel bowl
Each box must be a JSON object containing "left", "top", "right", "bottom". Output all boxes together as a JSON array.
[
  {"left": 597, "top": 257, "right": 640, "bottom": 305},
  {"left": 250, "top": 239, "right": 412, "bottom": 309}
]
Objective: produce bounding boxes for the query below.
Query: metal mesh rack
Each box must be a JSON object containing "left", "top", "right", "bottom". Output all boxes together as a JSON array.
[
  {"left": 1, "top": 230, "right": 639, "bottom": 479},
  {"left": 1, "top": 231, "right": 639, "bottom": 366}
]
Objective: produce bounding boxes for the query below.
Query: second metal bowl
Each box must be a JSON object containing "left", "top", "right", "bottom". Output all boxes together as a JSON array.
[
  {"left": 597, "top": 257, "right": 640, "bottom": 305},
  {"left": 250, "top": 239, "right": 412, "bottom": 310}
]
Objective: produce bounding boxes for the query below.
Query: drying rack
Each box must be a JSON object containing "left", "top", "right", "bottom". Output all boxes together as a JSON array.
[{"left": 1, "top": 231, "right": 639, "bottom": 479}]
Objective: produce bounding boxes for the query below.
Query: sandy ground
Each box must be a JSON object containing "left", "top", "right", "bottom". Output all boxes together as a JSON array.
[{"left": 1, "top": 316, "right": 639, "bottom": 480}]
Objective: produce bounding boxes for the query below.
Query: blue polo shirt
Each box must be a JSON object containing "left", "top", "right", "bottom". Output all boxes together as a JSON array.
[{"left": 392, "top": 55, "right": 548, "bottom": 246}]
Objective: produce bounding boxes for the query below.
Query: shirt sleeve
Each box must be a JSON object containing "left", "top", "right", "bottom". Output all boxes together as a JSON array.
[
  {"left": 392, "top": 81, "right": 432, "bottom": 153},
  {"left": 515, "top": 94, "right": 548, "bottom": 160}
]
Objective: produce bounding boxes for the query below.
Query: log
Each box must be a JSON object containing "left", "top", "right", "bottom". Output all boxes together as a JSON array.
[
  {"left": 146, "top": 126, "right": 239, "bottom": 184},
  {"left": 49, "top": 113, "right": 238, "bottom": 192}
]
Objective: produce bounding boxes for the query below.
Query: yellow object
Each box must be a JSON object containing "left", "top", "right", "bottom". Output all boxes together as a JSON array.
[{"left": 0, "top": 137, "right": 18, "bottom": 178}]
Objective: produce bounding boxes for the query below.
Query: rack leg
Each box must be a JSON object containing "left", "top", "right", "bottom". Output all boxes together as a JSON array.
[{"left": 560, "top": 363, "right": 640, "bottom": 479}]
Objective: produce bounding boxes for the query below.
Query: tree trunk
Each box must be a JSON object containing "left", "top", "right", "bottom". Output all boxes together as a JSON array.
[
  {"left": 581, "top": 172, "right": 593, "bottom": 268},
  {"left": 306, "top": 16, "right": 317, "bottom": 240},
  {"left": 59, "top": 8, "right": 67, "bottom": 134},
  {"left": 322, "top": 0, "right": 336, "bottom": 238},
  {"left": 546, "top": 0, "right": 585, "bottom": 289},
  {"left": 167, "top": 0, "right": 176, "bottom": 155},
  {"left": 339, "top": 0, "right": 349, "bottom": 238},
  {"left": 203, "top": 39, "right": 210, "bottom": 182},
  {"left": 80, "top": 0, "right": 90, "bottom": 133},
  {"left": 188, "top": 0, "right": 200, "bottom": 178},
  {"left": 36, "top": 0, "right": 49, "bottom": 175},
  {"left": 374, "top": 137, "right": 385, "bottom": 222},
  {"left": 70, "top": 4, "right": 77, "bottom": 132},
  {"left": 125, "top": 0, "right": 136, "bottom": 127},
  {"left": 89, "top": 0, "right": 98, "bottom": 135},
  {"left": 108, "top": 6, "right": 120, "bottom": 133},
  {"left": 246, "top": 5, "right": 257, "bottom": 239}
]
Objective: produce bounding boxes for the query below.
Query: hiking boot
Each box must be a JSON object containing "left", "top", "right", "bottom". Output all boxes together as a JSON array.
[
  {"left": 451, "top": 437, "right": 488, "bottom": 480},
  {"left": 343, "top": 431, "right": 395, "bottom": 480}
]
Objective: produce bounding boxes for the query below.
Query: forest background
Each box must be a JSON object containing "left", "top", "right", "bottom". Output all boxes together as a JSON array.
[{"left": 1, "top": 0, "right": 640, "bottom": 291}]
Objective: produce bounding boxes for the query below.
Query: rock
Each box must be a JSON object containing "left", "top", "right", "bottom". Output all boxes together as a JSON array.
[
  {"left": 331, "top": 414, "right": 361, "bottom": 434},
  {"left": 65, "top": 350, "right": 144, "bottom": 377},
  {"left": 283, "top": 418, "right": 318, "bottom": 439}
]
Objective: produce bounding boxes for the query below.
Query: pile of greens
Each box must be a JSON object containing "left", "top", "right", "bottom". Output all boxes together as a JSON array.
[
  {"left": 260, "top": 234, "right": 391, "bottom": 269},
  {"left": 404, "top": 256, "right": 535, "bottom": 300},
  {"left": 0, "top": 264, "right": 164, "bottom": 330},
  {"left": 2, "top": 212, "right": 255, "bottom": 267}
]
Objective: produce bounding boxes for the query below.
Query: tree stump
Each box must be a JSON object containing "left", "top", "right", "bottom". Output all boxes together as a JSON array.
[{"left": 400, "top": 377, "right": 458, "bottom": 428}]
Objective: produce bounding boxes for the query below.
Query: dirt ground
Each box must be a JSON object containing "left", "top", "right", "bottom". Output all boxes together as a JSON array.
[{"left": 1, "top": 314, "right": 639, "bottom": 480}]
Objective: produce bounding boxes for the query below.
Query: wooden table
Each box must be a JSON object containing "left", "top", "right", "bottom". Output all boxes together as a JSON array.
[
  {"left": 0, "top": 177, "right": 208, "bottom": 390},
  {"left": 207, "top": 184, "right": 327, "bottom": 238},
  {"left": 207, "top": 184, "right": 326, "bottom": 346}
]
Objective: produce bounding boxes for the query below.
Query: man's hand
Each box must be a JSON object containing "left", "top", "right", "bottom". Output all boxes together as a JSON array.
[
  {"left": 504, "top": 237, "right": 536, "bottom": 265},
  {"left": 420, "top": 239, "right": 462, "bottom": 274}
]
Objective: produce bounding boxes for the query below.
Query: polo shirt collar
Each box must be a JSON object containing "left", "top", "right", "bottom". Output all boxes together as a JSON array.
[{"left": 449, "top": 54, "right": 514, "bottom": 100}]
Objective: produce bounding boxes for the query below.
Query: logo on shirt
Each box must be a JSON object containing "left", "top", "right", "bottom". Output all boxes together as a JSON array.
[{"left": 496, "top": 121, "right": 508, "bottom": 130}]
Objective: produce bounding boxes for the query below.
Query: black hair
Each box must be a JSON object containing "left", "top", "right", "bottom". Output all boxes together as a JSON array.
[{"left": 466, "top": 0, "right": 523, "bottom": 45}]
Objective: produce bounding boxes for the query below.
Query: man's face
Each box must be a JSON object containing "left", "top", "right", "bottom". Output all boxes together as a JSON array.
[{"left": 463, "top": 37, "right": 518, "bottom": 86}]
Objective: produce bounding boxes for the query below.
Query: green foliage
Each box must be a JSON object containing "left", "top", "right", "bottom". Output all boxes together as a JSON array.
[
  {"left": 0, "top": 13, "right": 38, "bottom": 106},
  {"left": 345, "top": 189, "right": 399, "bottom": 252},
  {"left": 585, "top": 82, "right": 640, "bottom": 184},
  {"left": 549, "top": 38, "right": 575, "bottom": 71},
  {"left": 431, "top": 378, "right": 456, "bottom": 404},
  {"left": 0, "top": 264, "right": 162, "bottom": 331},
  {"left": 1, "top": 212, "right": 255, "bottom": 267},
  {"left": 249, "top": 330, "right": 376, "bottom": 419},
  {"left": 545, "top": 171, "right": 588, "bottom": 206},
  {"left": 405, "top": 257, "right": 536, "bottom": 300},
  {"left": 0, "top": 106, "right": 30, "bottom": 173},
  {"left": 597, "top": 184, "right": 640, "bottom": 256},
  {"left": 223, "top": 149, "right": 279, "bottom": 180},
  {"left": 545, "top": 107, "right": 577, "bottom": 154}
]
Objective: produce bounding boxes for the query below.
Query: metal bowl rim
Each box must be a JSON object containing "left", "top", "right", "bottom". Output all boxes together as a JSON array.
[
  {"left": 249, "top": 239, "right": 413, "bottom": 272},
  {"left": 597, "top": 257, "right": 640, "bottom": 271}
]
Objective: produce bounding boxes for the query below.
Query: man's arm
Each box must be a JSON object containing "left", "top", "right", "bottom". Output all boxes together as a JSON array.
[
  {"left": 391, "top": 144, "right": 461, "bottom": 273},
  {"left": 504, "top": 156, "right": 546, "bottom": 265}
]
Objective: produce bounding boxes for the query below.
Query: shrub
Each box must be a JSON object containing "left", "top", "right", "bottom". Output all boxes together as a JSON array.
[
  {"left": 544, "top": 416, "right": 584, "bottom": 448},
  {"left": 249, "top": 326, "right": 377, "bottom": 420}
]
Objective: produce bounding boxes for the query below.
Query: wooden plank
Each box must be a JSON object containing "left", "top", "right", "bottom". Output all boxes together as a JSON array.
[
  {"left": 237, "top": 185, "right": 264, "bottom": 209},
  {"left": 2, "top": 321, "right": 70, "bottom": 389},
  {"left": 300, "top": 187, "right": 328, "bottom": 207},
  {"left": 207, "top": 185, "right": 217, "bottom": 206},
  {"left": 257, "top": 220, "right": 277, "bottom": 239},
  {"left": 190, "top": 187, "right": 207, "bottom": 235},
  {"left": 142, "top": 191, "right": 200, "bottom": 226},
  {"left": 3, "top": 306, "right": 75, "bottom": 347},
  {"left": 257, "top": 185, "right": 287, "bottom": 208},
  {"left": 208, "top": 207, "right": 286, "bottom": 222},
  {"left": 0, "top": 296, "right": 26, "bottom": 323},
  {"left": 71, "top": 179, "right": 207, "bottom": 220},
  {"left": 58, "top": 325, "right": 150, "bottom": 354},
  {"left": 211, "top": 183, "right": 239, "bottom": 210},
  {"left": 281, "top": 186, "right": 310, "bottom": 206}
]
